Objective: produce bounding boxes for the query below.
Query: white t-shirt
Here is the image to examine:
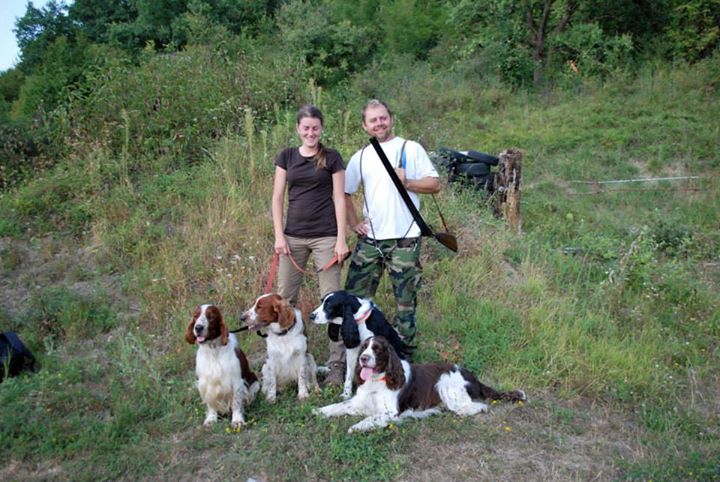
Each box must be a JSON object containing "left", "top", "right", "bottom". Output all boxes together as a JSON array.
[{"left": 345, "top": 136, "right": 438, "bottom": 240}]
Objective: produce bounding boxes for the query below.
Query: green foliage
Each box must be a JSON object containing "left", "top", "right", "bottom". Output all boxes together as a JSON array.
[
  {"left": 1, "top": 162, "right": 95, "bottom": 234},
  {"left": 277, "top": 0, "right": 374, "bottom": 86},
  {"left": 67, "top": 42, "right": 305, "bottom": 168},
  {"left": 576, "top": 0, "right": 674, "bottom": 43},
  {"left": 447, "top": 0, "right": 535, "bottom": 86},
  {"left": 12, "top": 34, "right": 104, "bottom": 117},
  {"left": 0, "top": 118, "right": 55, "bottom": 190},
  {"left": 1, "top": 4, "right": 719, "bottom": 480},
  {"left": 666, "top": 0, "right": 720, "bottom": 60},
  {"left": 14, "top": 0, "right": 76, "bottom": 73},
  {"left": 0, "top": 68, "right": 24, "bottom": 107},
  {"left": 68, "top": 0, "right": 137, "bottom": 44},
  {"left": 379, "top": 0, "right": 447, "bottom": 60},
  {"left": 552, "top": 23, "right": 635, "bottom": 79}
]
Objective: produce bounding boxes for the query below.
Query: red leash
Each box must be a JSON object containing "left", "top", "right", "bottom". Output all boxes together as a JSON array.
[{"left": 264, "top": 252, "right": 346, "bottom": 293}]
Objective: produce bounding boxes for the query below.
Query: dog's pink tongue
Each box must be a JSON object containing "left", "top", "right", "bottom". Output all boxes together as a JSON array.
[
  {"left": 360, "top": 367, "right": 375, "bottom": 381},
  {"left": 196, "top": 336, "right": 206, "bottom": 343}
]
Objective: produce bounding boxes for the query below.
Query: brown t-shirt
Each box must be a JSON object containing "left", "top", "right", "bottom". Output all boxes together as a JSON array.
[{"left": 275, "top": 146, "right": 345, "bottom": 237}]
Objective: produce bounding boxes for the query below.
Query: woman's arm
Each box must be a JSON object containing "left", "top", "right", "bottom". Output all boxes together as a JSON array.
[
  {"left": 271, "top": 166, "right": 290, "bottom": 254},
  {"left": 332, "top": 170, "right": 349, "bottom": 259}
]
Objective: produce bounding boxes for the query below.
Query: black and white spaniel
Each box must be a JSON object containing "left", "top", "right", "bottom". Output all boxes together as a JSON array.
[
  {"left": 316, "top": 336, "right": 526, "bottom": 433},
  {"left": 241, "top": 293, "right": 319, "bottom": 403},
  {"left": 309, "top": 290, "right": 414, "bottom": 399},
  {"left": 185, "top": 304, "right": 260, "bottom": 428}
]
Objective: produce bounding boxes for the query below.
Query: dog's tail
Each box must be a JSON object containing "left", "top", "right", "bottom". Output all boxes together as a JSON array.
[{"left": 460, "top": 367, "right": 526, "bottom": 403}]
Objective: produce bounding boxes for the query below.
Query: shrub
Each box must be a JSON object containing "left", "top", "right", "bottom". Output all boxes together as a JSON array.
[
  {"left": 0, "top": 117, "right": 56, "bottom": 190},
  {"left": 276, "top": 0, "right": 374, "bottom": 86},
  {"left": 23, "top": 286, "right": 117, "bottom": 344},
  {"left": 67, "top": 42, "right": 306, "bottom": 172},
  {"left": 552, "top": 23, "right": 635, "bottom": 80}
]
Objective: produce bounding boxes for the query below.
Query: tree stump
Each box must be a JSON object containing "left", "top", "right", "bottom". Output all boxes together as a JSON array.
[{"left": 494, "top": 149, "right": 523, "bottom": 233}]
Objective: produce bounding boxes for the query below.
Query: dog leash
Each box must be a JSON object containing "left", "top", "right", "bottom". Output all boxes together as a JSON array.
[
  {"left": 231, "top": 252, "right": 344, "bottom": 337},
  {"left": 265, "top": 251, "right": 345, "bottom": 293}
]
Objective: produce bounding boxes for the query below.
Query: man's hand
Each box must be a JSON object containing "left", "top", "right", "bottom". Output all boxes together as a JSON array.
[{"left": 394, "top": 167, "right": 407, "bottom": 187}]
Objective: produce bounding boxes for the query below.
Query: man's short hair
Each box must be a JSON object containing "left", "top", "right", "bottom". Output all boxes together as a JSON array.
[{"left": 362, "top": 99, "right": 393, "bottom": 121}]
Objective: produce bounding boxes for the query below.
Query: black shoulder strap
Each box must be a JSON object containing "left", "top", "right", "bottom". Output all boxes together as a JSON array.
[{"left": 369, "top": 138, "right": 434, "bottom": 237}]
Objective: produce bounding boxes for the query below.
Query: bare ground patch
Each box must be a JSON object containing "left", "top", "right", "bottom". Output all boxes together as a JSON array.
[{"left": 398, "top": 393, "right": 643, "bottom": 482}]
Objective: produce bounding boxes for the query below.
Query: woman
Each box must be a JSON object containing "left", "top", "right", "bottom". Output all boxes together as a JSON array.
[{"left": 271, "top": 105, "right": 349, "bottom": 386}]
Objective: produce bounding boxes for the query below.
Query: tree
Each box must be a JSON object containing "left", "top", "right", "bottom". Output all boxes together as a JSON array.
[
  {"left": 380, "top": 0, "right": 447, "bottom": 59},
  {"left": 14, "top": 1, "right": 76, "bottom": 73},
  {"left": 276, "top": 0, "right": 374, "bottom": 86},
  {"left": 667, "top": 0, "right": 720, "bottom": 60},
  {"left": 522, "top": 0, "right": 579, "bottom": 84},
  {"left": 69, "top": 0, "right": 136, "bottom": 44}
]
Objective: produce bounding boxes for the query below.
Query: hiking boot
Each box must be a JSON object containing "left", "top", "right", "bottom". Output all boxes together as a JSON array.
[{"left": 323, "top": 362, "right": 345, "bottom": 387}]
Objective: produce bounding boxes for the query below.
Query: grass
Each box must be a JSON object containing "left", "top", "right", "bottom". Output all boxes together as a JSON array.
[{"left": 1, "top": 54, "right": 719, "bottom": 480}]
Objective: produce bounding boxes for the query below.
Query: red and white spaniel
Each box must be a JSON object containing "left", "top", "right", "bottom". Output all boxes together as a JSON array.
[
  {"left": 241, "top": 293, "right": 318, "bottom": 403},
  {"left": 316, "top": 336, "right": 526, "bottom": 433},
  {"left": 185, "top": 304, "right": 260, "bottom": 428}
]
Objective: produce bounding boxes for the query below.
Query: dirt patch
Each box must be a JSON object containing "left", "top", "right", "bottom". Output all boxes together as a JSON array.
[
  {"left": 400, "top": 393, "right": 644, "bottom": 481},
  {"left": 0, "top": 236, "right": 131, "bottom": 321}
]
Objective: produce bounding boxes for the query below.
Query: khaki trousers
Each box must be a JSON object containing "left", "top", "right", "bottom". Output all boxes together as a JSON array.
[{"left": 277, "top": 235, "right": 345, "bottom": 366}]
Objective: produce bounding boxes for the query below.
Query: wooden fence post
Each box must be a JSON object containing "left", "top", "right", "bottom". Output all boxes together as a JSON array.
[{"left": 495, "top": 149, "right": 523, "bottom": 233}]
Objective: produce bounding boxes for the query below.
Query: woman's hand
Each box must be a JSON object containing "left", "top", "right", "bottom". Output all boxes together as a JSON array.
[
  {"left": 274, "top": 236, "right": 290, "bottom": 255},
  {"left": 335, "top": 238, "right": 349, "bottom": 262}
]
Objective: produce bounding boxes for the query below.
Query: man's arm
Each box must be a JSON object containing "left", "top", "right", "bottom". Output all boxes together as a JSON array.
[
  {"left": 394, "top": 168, "right": 441, "bottom": 194},
  {"left": 346, "top": 193, "right": 368, "bottom": 236}
]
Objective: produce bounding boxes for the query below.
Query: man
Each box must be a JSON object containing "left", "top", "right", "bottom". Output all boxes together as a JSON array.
[{"left": 344, "top": 99, "right": 440, "bottom": 349}]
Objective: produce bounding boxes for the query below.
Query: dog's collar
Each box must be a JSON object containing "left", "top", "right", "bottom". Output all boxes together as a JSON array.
[
  {"left": 354, "top": 302, "right": 374, "bottom": 324},
  {"left": 270, "top": 318, "right": 296, "bottom": 337}
]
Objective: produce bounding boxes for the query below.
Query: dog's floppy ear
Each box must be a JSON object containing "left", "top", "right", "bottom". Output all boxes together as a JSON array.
[
  {"left": 186, "top": 308, "right": 199, "bottom": 344},
  {"left": 383, "top": 339, "right": 406, "bottom": 390},
  {"left": 328, "top": 323, "right": 340, "bottom": 342},
  {"left": 342, "top": 304, "right": 360, "bottom": 348},
  {"left": 185, "top": 317, "right": 197, "bottom": 344},
  {"left": 276, "top": 297, "right": 296, "bottom": 330},
  {"left": 219, "top": 311, "right": 229, "bottom": 346}
]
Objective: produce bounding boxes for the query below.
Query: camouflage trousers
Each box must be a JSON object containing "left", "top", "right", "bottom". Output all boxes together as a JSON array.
[{"left": 344, "top": 236, "right": 422, "bottom": 346}]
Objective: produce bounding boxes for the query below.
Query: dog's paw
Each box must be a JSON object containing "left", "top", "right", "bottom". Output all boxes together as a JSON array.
[
  {"left": 348, "top": 421, "right": 372, "bottom": 433},
  {"left": 203, "top": 417, "right": 217, "bottom": 427}
]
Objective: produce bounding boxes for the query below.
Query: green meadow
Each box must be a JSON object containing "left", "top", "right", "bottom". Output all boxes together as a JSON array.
[{"left": 1, "top": 1, "right": 718, "bottom": 480}]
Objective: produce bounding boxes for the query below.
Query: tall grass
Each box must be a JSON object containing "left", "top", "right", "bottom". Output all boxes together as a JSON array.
[{"left": 1, "top": 53, "right": 718, "bottom": 480}]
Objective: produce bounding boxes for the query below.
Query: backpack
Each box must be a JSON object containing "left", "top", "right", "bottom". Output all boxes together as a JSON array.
[
  {"left": 438, "top": 147, "right": 499, "bottom": 193},
  {"left": 0, "top": 331, "right": 37, "bottom": 382}
]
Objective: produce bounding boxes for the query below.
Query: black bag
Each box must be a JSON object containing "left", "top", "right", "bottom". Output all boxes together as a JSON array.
[
  {"left": 0, "top": 331, "right": 37, "bottom": 382},
  {"left": 438, "top": 147, "right": 499, "bottom": 193}
]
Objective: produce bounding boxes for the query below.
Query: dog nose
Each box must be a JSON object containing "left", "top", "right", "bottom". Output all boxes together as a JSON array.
[
  {"left": 239, "top": 312, "right": 247, "bottom": 321},
  {"left": 309, "top": 311, "right": 316, "bottom": 321},
  {"left": 194, "top": 325, "right": 203, "bottom": 334},
  {"left": 360, "top": 354, "right": 369, "bottom": 364}
]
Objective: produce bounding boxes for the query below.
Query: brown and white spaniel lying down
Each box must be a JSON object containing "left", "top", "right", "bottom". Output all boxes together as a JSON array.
[
  {"left": 316, "top": 336, "right": 526, "bottom": 433},
  {"left": 186, "top": 304, "right": 260, "bottom": 428},
  {"left": 241, "top": 293, "right": 319, "bottom": 403}
]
